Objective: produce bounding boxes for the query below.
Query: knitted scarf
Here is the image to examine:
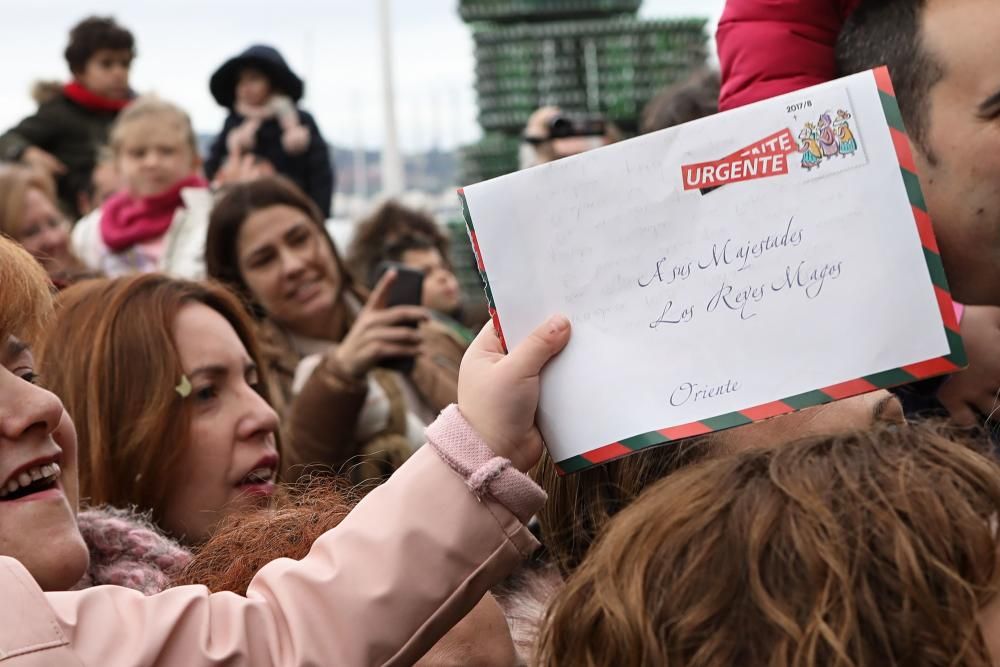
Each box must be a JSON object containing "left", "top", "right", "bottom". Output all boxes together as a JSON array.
[
  {"left": 72, "top": 506, "right": 191, "bottom": 595},
  {"left": 99, "top": 175, "right": 208, "bottom": 251},
  {"left": 62, "top": 81, "right": 131, "bottom": 112}
]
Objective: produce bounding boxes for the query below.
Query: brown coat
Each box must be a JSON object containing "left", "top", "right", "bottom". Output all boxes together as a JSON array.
[{"left": 259, "top": 317, "right": 466, "bottom": 483}]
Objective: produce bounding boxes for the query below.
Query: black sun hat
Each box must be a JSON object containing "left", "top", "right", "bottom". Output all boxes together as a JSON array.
[{"left": 210, "top": 44, "right": 304, "bottom": 109}]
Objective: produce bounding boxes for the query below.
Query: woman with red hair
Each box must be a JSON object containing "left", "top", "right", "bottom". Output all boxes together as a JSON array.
[{"left": 0, "top": 232, "right": 559, "bottom": 665}]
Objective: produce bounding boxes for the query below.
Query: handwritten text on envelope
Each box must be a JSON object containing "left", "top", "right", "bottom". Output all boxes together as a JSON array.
[{"left": 460, "top": 69, "right": 963, "bottom": 472}]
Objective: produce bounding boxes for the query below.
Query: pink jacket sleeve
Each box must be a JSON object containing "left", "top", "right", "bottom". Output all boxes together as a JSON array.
[
  {"left": 0, "top": 409, "right": 545, "bottom": 666},
  {"left": 716, "top": 0, "right": 861, "bottom": 111}
]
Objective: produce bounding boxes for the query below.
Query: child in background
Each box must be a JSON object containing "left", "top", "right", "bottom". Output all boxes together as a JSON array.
[
  {"left": 77, "top": 146, "right": 124, "bottom": 215},
  {"left": 384, "top": 234, "right": 469, "bottom": 335},
  {"left": 0, "top": 16, "right": 135, "bottom": 217},
  {"left": 71, "top": 96, "right": 212, "bottom": 278},
  {"left": 205, "top": 45, "right": 335, "bottom": 218},
  {"left": 348, "top": 200, "right": 473, "bottom": 341}
]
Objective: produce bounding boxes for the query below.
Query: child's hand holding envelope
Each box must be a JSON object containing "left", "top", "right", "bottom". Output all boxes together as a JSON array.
[{"left": 460, "top": 68, "right": 966, "bottom": 473}]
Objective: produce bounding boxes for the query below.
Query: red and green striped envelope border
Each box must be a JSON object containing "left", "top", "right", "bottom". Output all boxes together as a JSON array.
[{"left": 458, "top": 66, "right": 966, "bottom": 475}]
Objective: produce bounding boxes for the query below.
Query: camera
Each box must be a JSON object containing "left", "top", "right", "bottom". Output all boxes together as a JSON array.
[{"left": 524, "top": 113, "right": 606, "bottom": 144}]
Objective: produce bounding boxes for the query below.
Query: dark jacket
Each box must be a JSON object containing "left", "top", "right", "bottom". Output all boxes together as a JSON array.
[
  {"left": 204, "top": 110, "right": 335, "bottom": 218},
  {"left": 0, "top": 87, "right": 119, "bottom": 217}
]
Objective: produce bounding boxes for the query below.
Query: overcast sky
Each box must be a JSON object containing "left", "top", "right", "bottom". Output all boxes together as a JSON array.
[{"left": 0, "top": 0, "right": 724, "bottom": 151}]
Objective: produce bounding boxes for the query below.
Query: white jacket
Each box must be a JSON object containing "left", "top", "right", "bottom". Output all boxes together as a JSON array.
[{"left": 71, "top": 187, "right": 214, "bottom": 279}]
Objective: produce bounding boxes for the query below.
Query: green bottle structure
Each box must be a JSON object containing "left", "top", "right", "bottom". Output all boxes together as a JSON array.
[
  {"left": 458, "top": 0, "right": 707, "bottom": 184},
  {"left": 450, "top": 0, "right": 709, "bottom": 306}
]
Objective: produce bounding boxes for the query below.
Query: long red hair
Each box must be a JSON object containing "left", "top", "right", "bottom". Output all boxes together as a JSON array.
[{"left": 36, "top": 274, "right": 276, "bottom": 524}]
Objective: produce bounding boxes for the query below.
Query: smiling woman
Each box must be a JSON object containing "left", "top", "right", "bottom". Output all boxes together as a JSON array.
[
  {"left": 206, "top": 176, "right": 464, "bottom": 484},
  {"left": 35, "top": 274, "right": 280, "bottom": 545},
  {"left": 0, "top": 165, "right": 90, "bottom": 287},
  {"left": 0, "top": 235, "right": 88, "bottom": 592}
]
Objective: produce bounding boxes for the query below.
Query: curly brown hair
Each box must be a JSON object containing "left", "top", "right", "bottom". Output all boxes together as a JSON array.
[
  {"left": 345, "top": 200, "right": 450, "bottom": 288},
  {"left": 536, "top": 422, "right": 1000, "bottom": 667}
]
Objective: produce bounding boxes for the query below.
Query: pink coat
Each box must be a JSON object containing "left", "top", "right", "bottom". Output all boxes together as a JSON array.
[
  {"left": 716, "top": 0, "right": 861, "bottom": 111},
  {"left": 0, "top": 406, "right": 544, "bottom": 666}
]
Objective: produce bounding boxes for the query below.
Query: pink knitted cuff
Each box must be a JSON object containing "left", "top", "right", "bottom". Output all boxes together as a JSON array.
[{"left": 426, "top": 404, "right": 546, "bottom": 524}]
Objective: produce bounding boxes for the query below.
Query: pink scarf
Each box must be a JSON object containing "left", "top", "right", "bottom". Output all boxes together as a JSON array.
[{"left": 100, "top": 175, "right": 208, "bottom": 252}]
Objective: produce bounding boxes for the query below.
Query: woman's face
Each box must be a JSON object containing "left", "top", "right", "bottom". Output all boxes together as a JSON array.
[
  {"left": 0, "top": 336, "right": 87, "bottom": 590},
  {"left": 163, "top": 303, "right": 280, "bottom": 543},
  {"left": 236, "top": 204, "right": 340, "bottom": 336},
  {"left": 18, "top": 188, "right": 73, "bottom": 276}
]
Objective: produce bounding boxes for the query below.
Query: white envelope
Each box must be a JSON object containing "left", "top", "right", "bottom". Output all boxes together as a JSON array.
[{"left": 460, "top": 68, "right": 965, "bottom": 473}]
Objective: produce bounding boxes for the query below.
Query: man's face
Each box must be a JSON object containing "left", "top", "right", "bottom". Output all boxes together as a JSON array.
[{"left": 914, "top": 0, "right": 1000, "bottom": 305}]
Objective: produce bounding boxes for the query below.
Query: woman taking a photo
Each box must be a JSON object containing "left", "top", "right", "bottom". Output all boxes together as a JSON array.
[{"left": 206, "top": 176, "right": 463, "bottom": 482}]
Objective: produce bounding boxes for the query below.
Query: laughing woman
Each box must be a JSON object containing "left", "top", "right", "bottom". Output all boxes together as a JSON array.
[
  {"left": 0, "top": 244, "right": 187, "bottom": 596},
  {"left": 0, "top": 234, "right": 554, "bottom": 664}
]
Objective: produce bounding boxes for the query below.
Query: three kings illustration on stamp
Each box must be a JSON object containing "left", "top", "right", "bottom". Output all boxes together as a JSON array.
[{"left": 797, "top": 110, "right": 858, "bottom": 171}]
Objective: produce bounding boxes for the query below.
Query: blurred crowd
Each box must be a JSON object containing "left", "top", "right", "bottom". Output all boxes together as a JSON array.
[{"left": 4, "top": 3, "right": 1000, "bottom": 665}]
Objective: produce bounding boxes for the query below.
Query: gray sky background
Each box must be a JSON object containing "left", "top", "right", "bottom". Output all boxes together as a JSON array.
[{"left": 0, "top": 0, "right": 724, "bottom": 151}]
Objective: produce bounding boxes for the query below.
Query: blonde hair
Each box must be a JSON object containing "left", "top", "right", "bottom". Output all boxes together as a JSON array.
[
  {"left": 109, "top": 95, "right": 198, "bottom": 154},
  {"left": 0, "top": 165, "right": 57, "bottom": 239},
  {"left": 536, "top": 423, "right": 1000, "bottom": 667},
  {"left": 0, "top": 235, "right": 53, "bottom": 344}
]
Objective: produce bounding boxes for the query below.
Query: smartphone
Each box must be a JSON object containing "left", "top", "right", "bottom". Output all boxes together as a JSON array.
[
  {"left": 372, "top": 261, "right": 424, "bottom": 373},
  {"left": 373, "top": 261, "right": 424, "bottom": 310}
]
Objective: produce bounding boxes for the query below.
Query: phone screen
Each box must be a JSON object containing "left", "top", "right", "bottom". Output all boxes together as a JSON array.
[
  {"left": 372, "top": 262, "right": 424, "bottom": 373},
  {"left": 382, "top": 265, "right": 424, "bottom": 310}
]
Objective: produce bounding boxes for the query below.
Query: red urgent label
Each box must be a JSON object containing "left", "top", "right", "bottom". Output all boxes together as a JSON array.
[{"left": 682, "top": 129, "right": 797, "bottom": 191}]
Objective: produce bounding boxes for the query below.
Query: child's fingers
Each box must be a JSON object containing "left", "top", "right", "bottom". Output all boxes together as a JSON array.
[
  {"left": 503, "top": 315, "right": 571, "bottom": 379},
  {"left": 469, "top": 322, "right": 504, "bottom": 356}
]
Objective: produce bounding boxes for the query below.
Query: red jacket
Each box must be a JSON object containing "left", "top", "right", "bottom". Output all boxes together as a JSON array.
[{"left": 717, "top": 0, "right": 861, "bottom": 111}]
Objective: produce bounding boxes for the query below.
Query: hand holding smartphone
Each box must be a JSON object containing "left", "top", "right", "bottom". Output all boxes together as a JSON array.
[
  {"left": 373, "top": 261, "right": 424, "bottom": 313},
  {"left": 371, "top": 261, "right": 425, "bottom": 373}
]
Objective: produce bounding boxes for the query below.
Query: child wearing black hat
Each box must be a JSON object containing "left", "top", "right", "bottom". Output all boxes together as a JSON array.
[{"left": 205, "top": 45, "right": 335, "bottom": 218}]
